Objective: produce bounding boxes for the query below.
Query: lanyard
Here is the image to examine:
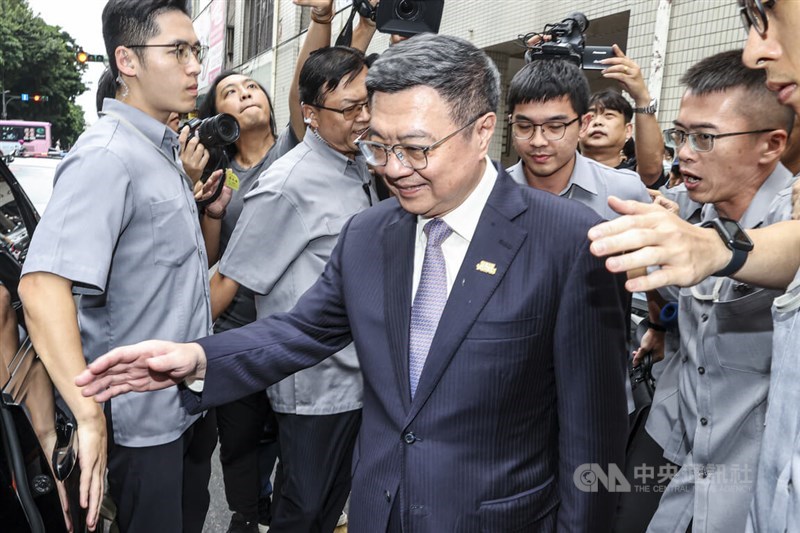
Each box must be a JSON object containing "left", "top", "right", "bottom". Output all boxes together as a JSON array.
[{"left": 100, "top": 110, "right": 194, "bottom": 188}]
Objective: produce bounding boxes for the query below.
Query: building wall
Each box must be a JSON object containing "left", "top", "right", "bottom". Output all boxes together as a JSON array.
[{"left": 198, "top": 0, "right": 747, "bottom": 161}]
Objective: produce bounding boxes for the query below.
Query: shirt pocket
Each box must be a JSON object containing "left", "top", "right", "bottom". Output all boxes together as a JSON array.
[
  {"left": 712, "top": 289, "right": 775, "bottom": 374},
  {"left": 150, "top": 195, "right": 196, "bottom": 268}
]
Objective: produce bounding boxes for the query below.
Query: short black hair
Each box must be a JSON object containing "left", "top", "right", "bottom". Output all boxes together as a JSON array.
[
  {"left": 507, "top": 60, "right": 590, "bottom": 117},
  {"left": 299, "top": 47, "right": 368, "bottom": 106},
  {"left": 588, "top": 89, "right": 633, "bottom": 123},
  {"left": 102, "top": 0, "right": 190, "bottom": 79},
  {"left": 366, "top": 34, "right": 500, "bottom": 128},
  {"left": 681, "top": 48, "right": 795, "bottom": 133},
  {"left": 198, "top": 70, "right": 277, "bottom": 140},
  {"left": 95, "top": 68, "right": 118, "bottom": 115}
]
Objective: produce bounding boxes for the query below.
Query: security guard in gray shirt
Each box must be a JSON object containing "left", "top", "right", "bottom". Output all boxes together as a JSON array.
[
  {"left": 18, "top": 1, "right": 215, "bottom": 531},
  {"left": 643, "top": 50, "right": 795, "bottom": 533},
  {"left": 210, "top": 46, "right": 375, "bottom": 533}
]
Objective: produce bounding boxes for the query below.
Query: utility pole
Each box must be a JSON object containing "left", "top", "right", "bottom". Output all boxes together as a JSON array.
[{"left": 1, "top": 90, "right": 20, "bottom": 120}]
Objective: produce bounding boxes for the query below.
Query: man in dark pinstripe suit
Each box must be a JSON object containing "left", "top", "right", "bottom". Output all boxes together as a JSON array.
[{"left": 78, "top": 34, "right": 629, "bottom": 533}]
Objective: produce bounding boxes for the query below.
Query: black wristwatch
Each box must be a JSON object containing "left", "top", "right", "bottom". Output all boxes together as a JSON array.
[{"left": 700, "top": 217, "right": 754, "bottom": 277}]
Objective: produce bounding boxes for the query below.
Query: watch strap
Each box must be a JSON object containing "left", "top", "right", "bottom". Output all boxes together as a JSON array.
[
  {"left": 634, "top": 98, "right": 658, "bottom": 114},
  {"left": 713, "top": 247, "right": 748, "bottom": 277}
]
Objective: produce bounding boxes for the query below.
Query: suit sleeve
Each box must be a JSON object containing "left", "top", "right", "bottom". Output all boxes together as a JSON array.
[
  {"left": 552, "top": 236, "right": 628, "bottom": 532},
  {"left": 182, "top": 217, "right": 355, "bottom": 413}
]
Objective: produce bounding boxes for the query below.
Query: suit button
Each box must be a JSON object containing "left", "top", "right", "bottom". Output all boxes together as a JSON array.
[
  {"left": 385, "top": 490, "right": 391, "bottom": 502},
  {"left": 403, "top": 432, "right": 417, "bottom": 444},
  {"left": 700, "top": 417, "right": 708, "bottom": 426},
  {"left": 698, "top": 366, "right": 706, "bottom": 375}
]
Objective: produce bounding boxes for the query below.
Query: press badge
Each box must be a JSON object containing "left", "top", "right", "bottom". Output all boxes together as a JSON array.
[{"left": 225, "top": 168, "right": 240, "bottom": 191}]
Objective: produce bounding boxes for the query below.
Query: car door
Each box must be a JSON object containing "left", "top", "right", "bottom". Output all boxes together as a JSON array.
[{"left": 0, "top": 158, "right": 85, "bottom": 532}]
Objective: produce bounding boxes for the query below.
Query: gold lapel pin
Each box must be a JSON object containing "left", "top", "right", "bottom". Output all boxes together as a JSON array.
[{"left": 475, "top": 260, "right": 497, "bottom": 275}]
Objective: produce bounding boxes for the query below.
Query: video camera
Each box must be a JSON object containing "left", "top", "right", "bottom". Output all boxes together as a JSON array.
[
  {"left": 523, "top": 12, "right": 613, "bottom": 70},
  {"left": 375, "top": 0, "right": 445, "bottom": 38},
  {"left": 181, "top": 113, "right": 240, "bottom": 147}
]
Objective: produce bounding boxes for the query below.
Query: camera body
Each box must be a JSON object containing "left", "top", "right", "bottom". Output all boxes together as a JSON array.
[
  {"left": 376, "top": 0, "right": 445, "bottom": 38},
  {"left": 182, "top": 113, "right": 240, "bottom": 147},
  {"left": 525, "top": 12, "right": 613, "bottom": 70}
]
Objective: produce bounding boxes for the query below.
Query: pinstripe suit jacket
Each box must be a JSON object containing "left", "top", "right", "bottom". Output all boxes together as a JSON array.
[{"left": 185, "top": 164, "right": 629, "bottom": 532}]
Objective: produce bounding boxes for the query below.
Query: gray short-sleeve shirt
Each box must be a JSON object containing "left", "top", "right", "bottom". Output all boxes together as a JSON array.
[
  {"left": 220, "top": 129, "right": 375, "bottom": 414},
  {"left": 22, "top": 99, "right": 212, "bottom": 447}
]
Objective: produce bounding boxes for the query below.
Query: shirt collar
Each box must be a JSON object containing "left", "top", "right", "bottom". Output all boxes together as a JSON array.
[
  {"left": 101, "top": 98, "right": 179, "bottom": 155},
  {"left": 304, "top": 126, "right": 366, "bottom": 174},
  {"left": 701, "top": 162, "right": 793, "bottom": 229},
  {"left": 563, "top": 152, "right": 599, "bottom": 196},
  {"left": 506, "top": 153, "right": 598, "bottom": 197},
  {"left": 416, "top": 155, "right": 498, "bottom": 244}
]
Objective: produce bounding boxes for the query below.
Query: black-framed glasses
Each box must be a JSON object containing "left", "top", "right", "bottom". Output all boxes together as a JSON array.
[
  {"left": 663, "top": 127, "right": 774, "bottom": 153},
  {"left": 738, "top": 0, "right": 776, "bottom": 36},
  {"left": 312, "top": 101, "right": 369, "bottom": 121},
  {"left": 507, "top": 116, "right": 580, "bottom": 141},
  {"left": 356, "top": 115, "right": 481, "bottom": 170},
  {"left": 126, "top": 42, "right": 208, "bottom": 65}
]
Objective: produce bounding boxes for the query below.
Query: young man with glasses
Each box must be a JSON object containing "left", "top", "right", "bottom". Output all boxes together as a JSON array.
[
  {"left": 17, "top": 1, "right": 215, "bottom": 531},
  {"left": 77, "top": 34, "right": 629, "bottom": 532},
  {"left": 506, "top": 59, "right": 651, "bottom": 220},
  {"left": 644, "top": 48, "right": 794, "bottom": 533},
  {"left": 204, "top": 45, "right": 375, "bottom": 533}
]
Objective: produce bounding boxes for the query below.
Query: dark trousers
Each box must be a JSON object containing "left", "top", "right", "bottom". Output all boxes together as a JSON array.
[
  {"left": 216, "top": 390, "right": 277, "bottom": 520},
  {"left": 270, "top": 409, "right": 361, "bottom": 533},
  {"left": 106, "top": 404, "right": 217, "bottom": 533}
]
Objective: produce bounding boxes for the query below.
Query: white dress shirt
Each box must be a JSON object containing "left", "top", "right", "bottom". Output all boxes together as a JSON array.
[{"left": 411, "top": 156, "right": 497, "bottom": 300}]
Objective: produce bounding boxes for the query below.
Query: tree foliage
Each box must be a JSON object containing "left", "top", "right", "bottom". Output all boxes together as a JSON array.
[{"left": 0, "top": 0, "right": 87, "bottom": 145}]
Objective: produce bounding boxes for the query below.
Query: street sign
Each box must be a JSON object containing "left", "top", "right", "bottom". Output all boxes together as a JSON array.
[{"left": 20, "top": 93, "right": 29, "bottom": 102}]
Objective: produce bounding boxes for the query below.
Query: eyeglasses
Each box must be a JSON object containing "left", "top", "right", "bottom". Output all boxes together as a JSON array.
[
  {"left": 356, "top": 115, "right": 481, "bottom": 170},
  {"left": 663, "top": 127, "right": 774, "bottom": 152},
  {"left": 508, "top": 116, "right": 580, "bottom": 141},
  {"left": 312, "top": 101, "right": 369, "bottom": 121},
  {"left": 738, "top": 0, "right": 776, "bottom": 36},
  {"left": 126, "top": 42, "right": 208, "bottom": 65}
]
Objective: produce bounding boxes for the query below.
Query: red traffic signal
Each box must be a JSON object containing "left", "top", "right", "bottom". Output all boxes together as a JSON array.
[
  {"left": 30, "top": 94, "right": 49, "bottom": 103},
  {"left": 77, "top": 50, "right": 89, "bottom": 63}
]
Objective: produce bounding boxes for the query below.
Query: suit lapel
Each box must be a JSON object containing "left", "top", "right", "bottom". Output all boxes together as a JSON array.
[
  {"left": 405, "top": 170, "right": 528, "bottom": 424},
  {"left": 383, "top": 210, "right": 417, "bottom": 411}
]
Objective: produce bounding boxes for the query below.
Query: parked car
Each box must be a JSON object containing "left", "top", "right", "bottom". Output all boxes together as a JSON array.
[{"left": 0, "top": 157, "right": 88, "bottom": 532}]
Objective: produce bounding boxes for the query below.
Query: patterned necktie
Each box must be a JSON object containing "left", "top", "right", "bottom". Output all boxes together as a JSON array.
[{"left": 409, "top": 218, "right": 453, "bottom": 398}]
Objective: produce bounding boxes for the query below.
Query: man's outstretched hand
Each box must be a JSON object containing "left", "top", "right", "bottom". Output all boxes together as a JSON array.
[
  {"left": 75, "top": 341, "right": 207, "bottom": 403},
  {"left": 587, "top": 196, "right": 730, "bottom": 292}
]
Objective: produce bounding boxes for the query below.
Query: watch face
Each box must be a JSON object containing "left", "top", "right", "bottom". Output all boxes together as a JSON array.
[{"left": 719, "top": 218, "right": 754, "bottom": 252}]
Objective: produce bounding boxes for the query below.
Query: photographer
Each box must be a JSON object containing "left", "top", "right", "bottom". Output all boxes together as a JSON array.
[{"left": 580, "top": 45, "right": 666, "bottom": 188}]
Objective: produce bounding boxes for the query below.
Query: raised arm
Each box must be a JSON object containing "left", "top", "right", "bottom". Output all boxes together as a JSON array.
[
  {"left": 350, "top": 0, "right": 379, "bottom": 52},
  {"left": 289, "top": 0, "right": 335, "bottom": 140},
  {"left": 601, "top": 45, "right": 665, "bottom": 187}
]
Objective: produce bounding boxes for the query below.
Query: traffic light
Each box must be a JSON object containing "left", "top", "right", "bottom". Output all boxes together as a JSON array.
[
  {"left": 31, "top": 94, "right": 49, "bottom": 103},
  {"left": 76, "top": 50, "right": 104, "bottom": 63}
]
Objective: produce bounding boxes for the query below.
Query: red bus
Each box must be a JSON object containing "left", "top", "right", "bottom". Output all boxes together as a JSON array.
[{"left": 0, "top": 120, "right": 52, "bottom": 157}]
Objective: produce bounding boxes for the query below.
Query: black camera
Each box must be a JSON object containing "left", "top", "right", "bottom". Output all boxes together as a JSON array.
[
  {"left": 376, "top": 0, "right": 445, "bottom": 38},
  {"left": 182, "top": 113, "right": 240, "bottom": 147},
  {"left": 524, "top": 12, "right": 613, "bottom": 70}
]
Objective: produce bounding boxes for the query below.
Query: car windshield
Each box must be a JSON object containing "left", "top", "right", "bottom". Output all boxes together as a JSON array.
[{"left": 8, "top": 157, "right": 59, "bottom": 215}]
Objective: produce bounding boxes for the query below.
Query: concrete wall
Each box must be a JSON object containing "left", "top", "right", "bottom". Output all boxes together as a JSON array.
[{"left": 198, "top": 0, "right": 747, "bottom": 161}]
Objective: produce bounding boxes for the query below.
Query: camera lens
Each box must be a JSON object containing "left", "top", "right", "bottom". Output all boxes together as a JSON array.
[
  {"left": 197, "top": 113, "right": 240, "bottom": 146},
  {"left": 395, "top": 0, "right": 420, "bottom": 21}
]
